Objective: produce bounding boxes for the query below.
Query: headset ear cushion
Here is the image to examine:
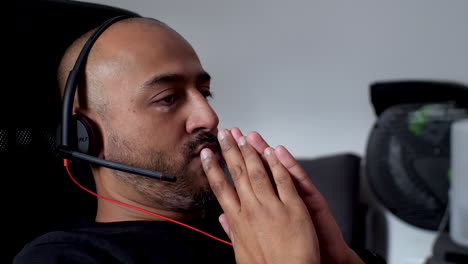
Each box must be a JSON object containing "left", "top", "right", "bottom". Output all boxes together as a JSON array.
[{"left": 73, "top": 114, "right": 96, "bottom": 155}]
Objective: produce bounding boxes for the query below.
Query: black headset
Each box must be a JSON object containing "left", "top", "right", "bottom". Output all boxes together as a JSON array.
[{"left": 57, "top": 15, "right": 176, "bottom": 182}]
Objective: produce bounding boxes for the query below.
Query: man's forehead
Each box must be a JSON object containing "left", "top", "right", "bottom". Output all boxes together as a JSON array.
[
  {"left": 81, "top": 17, "right": 202, "bottom": 94},
  {"left": 100, "top": 18, "right": 174, "bottom": 44},
  {"left": 91, "top": 18, "right": 192, "bottom": 65}
]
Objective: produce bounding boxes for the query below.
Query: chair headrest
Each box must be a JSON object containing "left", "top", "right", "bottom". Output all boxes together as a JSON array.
[
  {"left": 7, "top": 0, "right": 139, "bottom": 127},
  {"left": 369, "top": 80, "right": 468, "bottom": 117}
]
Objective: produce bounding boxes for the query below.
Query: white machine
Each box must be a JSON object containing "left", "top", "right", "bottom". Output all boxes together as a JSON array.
[{"left": 450, "top": 118, "right": 468, "bottom": 247}]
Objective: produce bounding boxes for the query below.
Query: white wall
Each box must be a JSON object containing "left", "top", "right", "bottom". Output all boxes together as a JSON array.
[{"left": 83, "top": 1, "right": 468, "bottom": 263}]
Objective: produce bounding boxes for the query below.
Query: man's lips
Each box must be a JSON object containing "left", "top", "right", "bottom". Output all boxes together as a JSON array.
[{"left": 193, "top": 142, "right": 221, "bottom": 157}]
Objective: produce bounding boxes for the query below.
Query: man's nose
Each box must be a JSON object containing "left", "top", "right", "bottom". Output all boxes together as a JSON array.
[{"left": 185, "top": 92, "right": 219, "bottom": 134}]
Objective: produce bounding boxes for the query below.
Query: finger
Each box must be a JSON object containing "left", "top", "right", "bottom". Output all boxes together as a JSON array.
[
  {"left": 230, "top": 127, "right": 244, "bottom": 143},
  {"left": 201, "top": 148, "right": 240, "bottom": 213},
  {"left": 274, "top": 146, "right": 328, "bottom": 212},
  {"left": 245, "top": 131, "right": 273, "bottom": 179},
  {"left": 218, "top": 129, "right": 257, "bottom": 203},
  {"left": 238, "top": 137, "right": 276, "bottom": 200},
  {"left": 246, "top": 131, "right": 270, "bottom": 154},
  {"left": 218, "top": 213, "right": 231, "bottom": 239},
  {"left": 274, "top": 145, "right": 350, "bottom": 256},
  {"left": 263, "top": 147, "right": 300, "bottom": 203}
]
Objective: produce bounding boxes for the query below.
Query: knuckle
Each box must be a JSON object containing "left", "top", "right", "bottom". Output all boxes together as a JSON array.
[
  {"left": 221, "top": 140, "right": 234, "bottom": 152},
  {"left": 291, "top": 200, "right": 309, "bottom": 214},
  {"left": 268, "top": 156, "right": 281, "bottom": 168},
  {"left": 229, "top": 164, "right": 245, "bottom": 181},
  {"left": 249, "top": 168, "right": 266, "bottom": 182},
  {"left": 274, "top": 173, "right": 289, "bottom": 186},
  {"left": 242, "top": 207, "right": 257, "bottom": 222},
  {"left": 209, "top": 179, "right": 226, "bottom": 195},
  {"left": 240, "top": 142, "right": 254, "bottom": 154}
]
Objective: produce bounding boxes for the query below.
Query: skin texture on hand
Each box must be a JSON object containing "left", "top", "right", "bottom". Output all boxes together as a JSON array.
[
  {"left": 229, "top": 128, "right": 365, "bottom": 264},
  {"left": 201, "top": 129, "right": 320, "bottom": 264}
]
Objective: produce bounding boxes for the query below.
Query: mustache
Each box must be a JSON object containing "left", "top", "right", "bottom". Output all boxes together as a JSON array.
[{"left": 186, "top": 133, "right": 219, "bottom": 155}]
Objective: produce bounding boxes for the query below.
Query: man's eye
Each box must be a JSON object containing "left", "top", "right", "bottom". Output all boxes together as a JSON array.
[
  {"left": 202, "top": 90, "right": 213, "bottom": 100},
  {"left": 155, "top": 95, "right": 176, "bottom": 106}
]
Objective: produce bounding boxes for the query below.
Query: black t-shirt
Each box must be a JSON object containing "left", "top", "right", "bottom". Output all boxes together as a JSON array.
[{"left": 14, "top": 220, "right": 236, "bottom": 264}]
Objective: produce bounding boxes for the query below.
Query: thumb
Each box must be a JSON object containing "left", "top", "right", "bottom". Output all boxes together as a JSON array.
[{"left": 219, "top": 213, "right": 231, "bottom": 239}]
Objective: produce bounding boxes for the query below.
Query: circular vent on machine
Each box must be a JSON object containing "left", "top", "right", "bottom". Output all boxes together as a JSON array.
[{"left": 366, "top": 102, "right": 468, "bottom": 230}]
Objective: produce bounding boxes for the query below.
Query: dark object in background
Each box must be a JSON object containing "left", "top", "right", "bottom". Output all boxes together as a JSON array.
[
  {"left": 4, "top": 1, "right": 138, "bottom": 263},
  {"left": 299, "top": 154, "right": 365, "bottom": 248},
  {"left": 369, "top": 80, "right": 468, "bottom": 117},
  {"left": 365, "top": 80, "right": 468, "bottom": 230}
]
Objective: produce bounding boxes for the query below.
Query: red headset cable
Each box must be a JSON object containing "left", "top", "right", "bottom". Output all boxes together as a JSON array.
[{"left": 63, "top": 159, "right": 233, "bottom": 246}]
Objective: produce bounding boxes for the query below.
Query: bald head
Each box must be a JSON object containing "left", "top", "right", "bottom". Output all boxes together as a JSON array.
[
  {"left": 57, "top": 17, "right": 182, "bottom": 115},
  {"left": 56, "top": 16, "right": 218, "bottom": 216}
]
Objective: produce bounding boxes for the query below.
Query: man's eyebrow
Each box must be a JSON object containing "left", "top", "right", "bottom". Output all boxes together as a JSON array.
[
  {"left": 197, "top": 72, "right": 211, "bottom": 84},
  {"left": 141, "top": 71, "right": 211, "bottom": 90},
  {"left": 141, "top": 73, "right": 186, "bottom": 90}
]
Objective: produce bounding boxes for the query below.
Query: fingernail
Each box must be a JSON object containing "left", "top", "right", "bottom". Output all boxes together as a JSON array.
[
  {"left": 218, "top": 129, "right": 227, "bottom": 141},
  {"left": 265, "top": 147, "right": 272, "bottom": 156},
  {"left": 239, "top": 137, "right": 246, "bottom": 146},
  {"left": 201, "top": 149, "right": 211, "bottom": 160}
]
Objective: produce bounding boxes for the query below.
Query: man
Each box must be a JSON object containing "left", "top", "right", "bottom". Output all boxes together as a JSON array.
[{"left": 14, "top": 17, "right": 368, "bottom": 263}]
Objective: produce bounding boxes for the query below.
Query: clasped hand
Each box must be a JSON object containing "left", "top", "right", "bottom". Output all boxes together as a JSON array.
[
  {"left": 201, "top": 128, "right": 364, "bottom": 264},
  {"left": 201, "top": 128, "right": 319, "bottom": 264}
]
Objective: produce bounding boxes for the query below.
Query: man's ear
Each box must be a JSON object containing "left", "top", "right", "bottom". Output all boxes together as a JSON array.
[{"left": 72, "top": 108, "right": 104, "bottom": 158}]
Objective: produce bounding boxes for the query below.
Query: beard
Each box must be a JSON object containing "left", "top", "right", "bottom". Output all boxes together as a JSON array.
[{"left": 104, "top": 130, "right": 219, "bottom": 214}]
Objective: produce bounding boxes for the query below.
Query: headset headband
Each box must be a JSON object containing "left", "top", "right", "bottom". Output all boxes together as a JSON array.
[{"left": 57, "top": 15, "right": 176, "bottom": 182}]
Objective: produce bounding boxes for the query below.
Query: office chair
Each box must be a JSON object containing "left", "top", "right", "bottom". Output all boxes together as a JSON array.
[
  {"left": 298, "top": 153, "right": 388, "bottom": 258},
  {"left": 4, "top": 0, "right": 138, "bottom": 262},
  {"left": 365, "top": 79, "right": 468, "bottom": 263}
]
